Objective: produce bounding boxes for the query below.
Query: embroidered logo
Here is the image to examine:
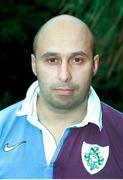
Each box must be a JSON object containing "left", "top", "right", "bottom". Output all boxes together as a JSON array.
[
  {"left": 81, "top": 142, "right": 109, "bottom": 175},
  {"left": 3, "top": 141, "right": 26, "bottom": 152}
]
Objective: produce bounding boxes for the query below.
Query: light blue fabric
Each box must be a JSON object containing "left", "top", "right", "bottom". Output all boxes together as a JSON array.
[{"left": 0, "top": 101, "right": 70, "bottom": 179}]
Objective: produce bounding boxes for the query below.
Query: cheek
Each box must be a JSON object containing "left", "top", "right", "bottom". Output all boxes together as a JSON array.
[
  {"left": 36, "top": 64, "right": 58, "bottom": 77},
  {"left": 72, "top": 66, "right": 93, "bottom": 82},
  {"left": 36, "top": 67, "right": 57, "bottom": 88}
]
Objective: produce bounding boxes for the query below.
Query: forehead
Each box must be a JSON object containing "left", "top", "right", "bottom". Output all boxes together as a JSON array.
[{"left": 36, "top": 19, "right": 93, "bottom": 56}]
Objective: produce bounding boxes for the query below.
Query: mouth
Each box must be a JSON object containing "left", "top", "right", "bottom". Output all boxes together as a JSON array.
[{"left": 55, "top": 88, "right": 74, "bottom": 96}]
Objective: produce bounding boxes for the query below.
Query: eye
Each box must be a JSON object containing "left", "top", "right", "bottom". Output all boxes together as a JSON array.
[
  {"left": 72, "top": 57, "right": 84, "bottom": 64},
  {"left": 47, "top": 58, "right": 59, "bottom": 64}
]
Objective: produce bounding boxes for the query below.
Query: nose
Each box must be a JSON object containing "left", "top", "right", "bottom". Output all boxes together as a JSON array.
[{"left": 58, "top": 62, "right": 72, "bottom": 82}]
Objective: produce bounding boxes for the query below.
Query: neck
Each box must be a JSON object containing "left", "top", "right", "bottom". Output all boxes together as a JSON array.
[
  {"left": 37, "top": 95, "right": 88, "bottom": 143},
  {"left": 37, "top": 95, "right": 87, "bottom": 125}
]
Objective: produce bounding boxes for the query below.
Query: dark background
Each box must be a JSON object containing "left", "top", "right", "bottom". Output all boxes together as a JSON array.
[{"left": 0, "top": 0, "right": 123, "bottom": 111}]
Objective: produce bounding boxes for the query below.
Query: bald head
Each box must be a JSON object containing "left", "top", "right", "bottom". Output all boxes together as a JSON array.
[{"left": 33, "top": 14, "right": 94, "bottom": 57}]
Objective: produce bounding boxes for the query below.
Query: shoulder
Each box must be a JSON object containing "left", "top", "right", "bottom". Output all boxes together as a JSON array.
[
  {"left": 0, "top": 101, "right": 23, "bottom": 128},
  {"left": 101, "top": 102, "right": 123, "bottom": 120},
  {"left": 101, "top": 102, "right": 123, "bottom": 132},
  {"left": 0, "top": 101, "right": 23, "bottom": 117},
  {"left": 0, "top": 101, "right": 24, "bottom": 140}
]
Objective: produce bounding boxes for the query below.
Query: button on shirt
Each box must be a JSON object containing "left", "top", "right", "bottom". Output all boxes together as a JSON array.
[{"left": 17, "top": 81, "right": 102, "bottom": 165}]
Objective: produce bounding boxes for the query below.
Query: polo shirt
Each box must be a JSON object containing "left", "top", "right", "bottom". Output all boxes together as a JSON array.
[{"left": 0, "top": 81, "right": 123, "bottom": 178}]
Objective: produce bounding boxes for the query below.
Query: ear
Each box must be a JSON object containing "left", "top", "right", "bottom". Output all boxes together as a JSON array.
[
  {"left": 93, "top": 54, "right": 99, "bottom": 76},
  {"left": 31, "top": 54, "right": 37, "bottom": 76}
]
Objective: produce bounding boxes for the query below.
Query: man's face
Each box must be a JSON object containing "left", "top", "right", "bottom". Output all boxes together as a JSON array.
[{"left": 32, "top": 21, "right": 99, "bottom": 110}]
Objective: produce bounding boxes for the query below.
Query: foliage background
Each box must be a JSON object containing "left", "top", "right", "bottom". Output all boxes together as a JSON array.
[{"left": 0, "top": 0, "right": 123, "bottom": 111}]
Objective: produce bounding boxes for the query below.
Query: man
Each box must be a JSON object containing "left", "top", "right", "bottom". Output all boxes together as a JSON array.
[{"left": 0, "top": 14, "right": 123, "bottom": 179}]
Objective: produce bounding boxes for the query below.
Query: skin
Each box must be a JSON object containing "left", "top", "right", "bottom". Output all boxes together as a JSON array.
[{"left": 31, "top": 15, "right": 99, "bottom": 143}]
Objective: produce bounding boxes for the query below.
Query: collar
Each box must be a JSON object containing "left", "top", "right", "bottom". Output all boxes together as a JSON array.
[{"left": 17, "top": 81, "right": 102, "bottom": 131}]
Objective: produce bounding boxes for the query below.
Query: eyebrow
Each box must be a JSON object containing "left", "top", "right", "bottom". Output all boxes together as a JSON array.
[
  {"left": 41, "top": 52, "right": 60, "bottom": 58},
  {"left": 41, "top": 51, "right": 89, "bottom": 59}
]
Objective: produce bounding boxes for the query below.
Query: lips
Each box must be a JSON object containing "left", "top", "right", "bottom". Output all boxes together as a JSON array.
[{"left": 55, "top": 88, "right": 74, "bottom": 96}]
